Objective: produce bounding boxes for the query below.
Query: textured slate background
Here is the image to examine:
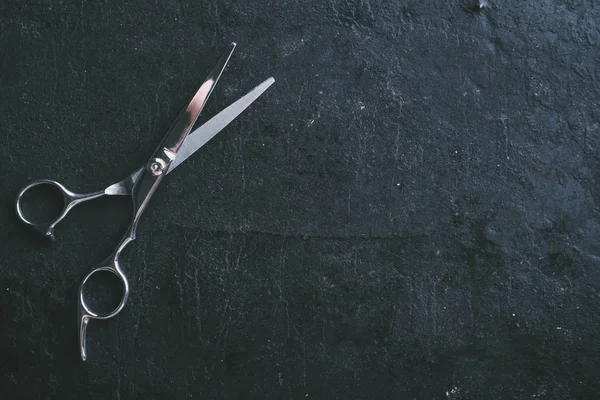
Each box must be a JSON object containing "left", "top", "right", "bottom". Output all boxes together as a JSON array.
[{"left": 1, "top": 0, "right": 600, "bottom": 398}]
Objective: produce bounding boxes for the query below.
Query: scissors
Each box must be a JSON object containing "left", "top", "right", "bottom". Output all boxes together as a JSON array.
[{"left": 15, "top": 43, "right": 274, "bottom": 360}]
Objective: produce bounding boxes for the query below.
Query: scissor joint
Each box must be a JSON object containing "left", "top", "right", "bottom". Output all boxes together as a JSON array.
[{"left": 148, "top": 158, "right": 167, "bottom": 176}]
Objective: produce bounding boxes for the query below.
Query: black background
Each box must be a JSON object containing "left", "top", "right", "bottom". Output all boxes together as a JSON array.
[{"left": 2, "top": 0, "right": 600, "bottom": 398}]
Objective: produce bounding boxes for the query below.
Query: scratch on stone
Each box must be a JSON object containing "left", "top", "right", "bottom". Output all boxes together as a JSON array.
[
  {"left": 116, "top": 365, "right": 121, "bottom": 400},
  {"left": 302, "top": 342, "right": 307, "bottom": 386},
  {"left": 347, "top": 189, "right": 352, "bottom": 219},
  {"left": 195, "top": 268, "right": 201, "bottom": 332},
  {"left": 236, "top": 134, "right": 246, "bottom": 192},
  {"left": 282, "top": 38, "right": 306, "bottom": 57},
  {"left": 394, "top": 126, "right": 401, "bottom": 161},
  {"left": 500, "top": 113, "right": 510, "bottom": 160},
  {"left": 79, "top": 0, "right": 85, "bottom": 32},
  {"left": 236, "top": 235, "right": 245, "bottom": 269},
  {"left": 52, "top": 39, "right": 58, "bottom": 101},
  {"left": 176, "top": 275, "right": 184, "bottom": 313},
  {"left": 297, "top": 81, "right": 308, "bottom": 106},
  {"left": 216, "top": 318, "right": 230, "bottom": 350}
]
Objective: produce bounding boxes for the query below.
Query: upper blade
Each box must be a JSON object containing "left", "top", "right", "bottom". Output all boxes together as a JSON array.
[
  {"left": 168, "top": 77, "right": 275, "bottom": 172},
  {"left": 160, "top": 43, "right": 236, "bottom": 156}
]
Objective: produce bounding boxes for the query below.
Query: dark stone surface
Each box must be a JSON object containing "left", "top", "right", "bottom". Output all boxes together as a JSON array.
[{"left": 1, "top": 0, "right": 599, "bottom": 398}]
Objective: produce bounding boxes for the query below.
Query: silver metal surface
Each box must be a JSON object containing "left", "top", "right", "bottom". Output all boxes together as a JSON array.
[
  {"left": 170, "top": 77, "right": 275, "bottom": 171},
  {"left": 104, "top": 167, "right": 144, "bottom": 195},
  {"left": 15, "top": 179, "right": 104, "bottom": 239},
  {"left": 14, "top": 43, "right": 275, "bottom": 361},
  {"left": 161, "top": 42, "right": 235, "bottom": 155},
  {"left": 149, "top": 159, "right": 166, "bottom": 176},
  {"left": 77, "top": 43, "right": 236, "bottom": 361}
]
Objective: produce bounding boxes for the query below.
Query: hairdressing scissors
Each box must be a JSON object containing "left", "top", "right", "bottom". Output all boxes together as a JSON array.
[{"left": 15, "top": 43, "right": 274, "bottom": 360}]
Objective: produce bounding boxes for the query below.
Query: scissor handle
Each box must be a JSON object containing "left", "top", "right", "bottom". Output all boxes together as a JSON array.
[
  {"left": 15, "top": 179, "right": 104, "bottom": 239},
  {"left": 78, "top": 262, "right": 130, "bottom": 361}
]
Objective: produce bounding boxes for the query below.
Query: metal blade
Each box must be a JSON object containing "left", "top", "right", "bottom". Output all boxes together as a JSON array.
[
  {"left": 104, "top": 77, "right": 274, "bottom": 195},
  {"left": 168, "top": 77, "right": 275, "bottom": 172},
  {"left": 160, "top": 43, "right": 236, "bottom": 155}
]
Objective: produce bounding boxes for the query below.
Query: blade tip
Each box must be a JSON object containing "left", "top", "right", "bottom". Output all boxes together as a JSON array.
[{"left": 263, "top": 77, "right": 275, "bottom": 88}]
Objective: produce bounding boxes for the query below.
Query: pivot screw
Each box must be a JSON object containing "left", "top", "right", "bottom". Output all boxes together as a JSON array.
[{"left": 149, "top": 158, "right": 167, "bottom": 176}]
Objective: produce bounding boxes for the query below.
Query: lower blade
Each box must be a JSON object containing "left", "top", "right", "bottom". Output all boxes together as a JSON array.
[{"left": 167, "top": 77, "right": 275, "bottom": 173}]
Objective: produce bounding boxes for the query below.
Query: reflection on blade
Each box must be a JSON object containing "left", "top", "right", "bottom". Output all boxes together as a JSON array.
[
  {"left": 167, "top": 77, "right": 275, "bottom": 172},
  {"left": 163, "top": 42, "right": 236, "bottom": 153}
]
